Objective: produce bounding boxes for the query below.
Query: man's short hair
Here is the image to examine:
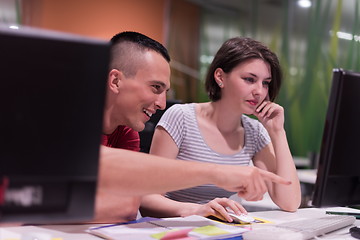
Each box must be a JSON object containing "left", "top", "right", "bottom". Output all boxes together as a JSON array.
[{"left": 110, "top": 31, "right": 170, "bottom": 77}]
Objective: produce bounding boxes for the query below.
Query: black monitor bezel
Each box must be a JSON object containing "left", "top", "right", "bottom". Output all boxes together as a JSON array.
[
  {"left": 312, "top": 68, "right": 360, "bottom": 208},
  {"left": 0, "top": 26, "right": 109, "bottom": 223}
]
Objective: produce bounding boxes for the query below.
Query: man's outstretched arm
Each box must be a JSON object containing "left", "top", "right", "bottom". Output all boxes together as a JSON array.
[
  {"left": 98, "top": 146, "right": 291, "bottom": 195},
  {"left": 95, "top": 146, "right": 291, "bottom": 221}
]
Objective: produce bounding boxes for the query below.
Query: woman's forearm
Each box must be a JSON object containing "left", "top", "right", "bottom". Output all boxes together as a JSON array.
[{"left": 268, "top": 130, "right": 302, "bottom": 211}]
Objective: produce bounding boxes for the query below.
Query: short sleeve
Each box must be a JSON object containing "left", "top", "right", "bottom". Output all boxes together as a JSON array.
[
  {"left": 255, "top": 121, "right": 271, "bottom": 152},
  {"left": 242, "top": 115, "right": 271, "bottom": 153},
  {"left": 156, "top": 104, "right": 186, "bottom": 148}
]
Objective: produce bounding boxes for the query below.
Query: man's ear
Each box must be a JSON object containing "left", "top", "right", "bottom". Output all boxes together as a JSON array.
[{"left": 108, "top": 69, "right": 122, "bottom": 93}]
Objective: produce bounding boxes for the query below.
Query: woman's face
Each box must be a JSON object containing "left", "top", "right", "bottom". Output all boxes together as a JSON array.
[{"left": 219, "top": 58, "right": 271, "bottom": 115}]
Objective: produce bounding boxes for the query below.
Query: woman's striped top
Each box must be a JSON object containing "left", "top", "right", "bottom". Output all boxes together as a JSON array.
[{"left": 157, "top": 103, "right": 271, "bottom": 204}]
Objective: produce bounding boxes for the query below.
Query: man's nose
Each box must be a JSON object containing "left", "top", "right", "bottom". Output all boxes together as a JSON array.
[{"left": 155, "top": 93, "right": 167, "bottom": 110}]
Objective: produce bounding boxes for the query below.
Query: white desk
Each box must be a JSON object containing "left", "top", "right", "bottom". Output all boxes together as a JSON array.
[
  {"left": 1, "top": 207, "right": 360, "bottom": 240},
  {"left": 231, "top": 192, "right": 280, "bottom": 212},
  {"left": 297, "top": 169, "right": 317, "bottom": 184},
  {"left": 297, "top": 169, "right": 318, "bottom": 207},
  {"left": 294, "top": 156, "right": 311, "bottom": 169}
]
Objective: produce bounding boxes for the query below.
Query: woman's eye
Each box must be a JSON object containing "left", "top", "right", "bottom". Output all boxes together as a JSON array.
[
  {"left": 243, "top": 77, "right": 254, "bottom": 83},
  {"left": 263, "top": 81, "right": 270, "bottom": 87}
]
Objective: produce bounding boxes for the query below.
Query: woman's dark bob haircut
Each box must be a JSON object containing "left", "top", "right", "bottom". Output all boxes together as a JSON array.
[{"left": 205, "top": 37, "right": 282, "bottom": 102}]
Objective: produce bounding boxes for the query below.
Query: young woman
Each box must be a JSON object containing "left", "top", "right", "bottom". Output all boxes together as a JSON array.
[{"left": 140, "top": 37, "right": 301, "bottom": 222}]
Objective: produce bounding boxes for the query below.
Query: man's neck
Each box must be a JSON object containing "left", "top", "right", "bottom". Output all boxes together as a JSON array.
[{"left": 102, "top": 107, "right": 118, "bottom": 134}]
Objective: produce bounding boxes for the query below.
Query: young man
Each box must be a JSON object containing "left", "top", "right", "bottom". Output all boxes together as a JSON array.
[{"left": 95, "top": 32, "right": 292, "bottom": 223}]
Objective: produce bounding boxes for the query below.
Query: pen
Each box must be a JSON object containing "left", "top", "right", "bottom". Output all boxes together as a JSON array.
[{"left": 326, "top": 211, "right": 360, "bottom": 219}]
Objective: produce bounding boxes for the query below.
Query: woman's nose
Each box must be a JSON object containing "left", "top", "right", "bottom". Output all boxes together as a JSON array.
[{"left": 252, "top": 82, "right": 264, "bottom": 95}]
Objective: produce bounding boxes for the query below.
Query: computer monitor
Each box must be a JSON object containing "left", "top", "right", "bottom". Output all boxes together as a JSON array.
[
  {"left": 312, "top": 68, "right": 360, "bottom": 208},
  {"left": 0, "top": 26, "right": 109, "bottom": 223}
]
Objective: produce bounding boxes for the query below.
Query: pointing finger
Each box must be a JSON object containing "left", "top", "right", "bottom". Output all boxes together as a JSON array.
[{"left": 260, "top": 169, "right": 291, "bottom": 185}]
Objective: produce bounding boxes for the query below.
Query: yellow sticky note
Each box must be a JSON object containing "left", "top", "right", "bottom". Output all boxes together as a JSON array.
[
  {"left": 151, "top": 229, "right": 177, "bottom": 239},
  {"left": 192, "top": 225, "right": 229, "bottom": 236}
]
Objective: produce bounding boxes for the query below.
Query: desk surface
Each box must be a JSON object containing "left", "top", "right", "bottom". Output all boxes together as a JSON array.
[
  {"left": 1, "top": 207, "right": 360, "bottom": 240},
  {"left": 297, "top": 169, "right": 317, "bottom": 184},
  {"left": 294, "top": 156, "right": 311, "bottom": 168}
]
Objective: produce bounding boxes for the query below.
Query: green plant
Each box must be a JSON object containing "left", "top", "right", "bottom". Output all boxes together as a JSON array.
[{"left": 277, "top": 0, "right": 360, "bottom": 156}]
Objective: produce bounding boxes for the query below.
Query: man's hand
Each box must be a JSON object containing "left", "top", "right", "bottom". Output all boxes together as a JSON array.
[{"left": 215, "top": 165, "right": 291, "bottom": 201}]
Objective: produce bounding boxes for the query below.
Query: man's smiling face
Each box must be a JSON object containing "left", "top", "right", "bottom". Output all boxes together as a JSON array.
[{"left": 113, "top": 50, "right": 170, "bottom": 132}]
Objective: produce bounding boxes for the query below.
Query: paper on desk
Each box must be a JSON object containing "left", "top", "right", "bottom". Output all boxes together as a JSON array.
[
  {"left": 0, "top": 228, "right": 63, "bottom": 240},
  {"left": 87, "top": 215, "right": 249, "bottom": 240},
  {"left": 0, "top": 228, "right": 21, "bottom": 240}
]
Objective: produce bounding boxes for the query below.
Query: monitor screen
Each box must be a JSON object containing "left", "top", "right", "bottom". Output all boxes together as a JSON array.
[
  {"left": 312, "top": 68, "right": 360, "bottom": 208},
  {"left": 0, "top": 26, "right": 109, "bottom": 223}
]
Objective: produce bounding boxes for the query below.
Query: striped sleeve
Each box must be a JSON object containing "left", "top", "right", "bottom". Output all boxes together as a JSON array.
[
  {"left": 156, "top": 104, "right": 186, "bottom": 148},
  {"left": 257, "top": 121, "right": 271, "bottom": 151},
  {"left": 242, "top": 115, "right": 271, "bottom": 153}
]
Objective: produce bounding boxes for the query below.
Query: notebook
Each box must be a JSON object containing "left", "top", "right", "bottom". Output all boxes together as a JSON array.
[{"left": 88, "top": 215, "right": 250, "bottom": 240}]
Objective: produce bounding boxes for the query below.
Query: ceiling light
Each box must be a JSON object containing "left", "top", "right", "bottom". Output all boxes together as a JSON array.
[
  {"left": 9, "top": 25, "right": 19, "bottom": 30},
  {"left": 297, "top": 0, "right": 312, "bottom": 8}
]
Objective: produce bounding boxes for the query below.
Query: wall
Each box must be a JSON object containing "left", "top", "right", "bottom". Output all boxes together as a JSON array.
[
  {"left": 166, "top": 0, "right": 200, "bottom": 102},
  {"left": 21, "top": 0, "right": 167, "bottom": 43}
]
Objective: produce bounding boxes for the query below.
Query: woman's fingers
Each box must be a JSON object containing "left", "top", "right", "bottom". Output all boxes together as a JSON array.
[{"left": 204, "top": 198, "right": 247, "bottom": 222}]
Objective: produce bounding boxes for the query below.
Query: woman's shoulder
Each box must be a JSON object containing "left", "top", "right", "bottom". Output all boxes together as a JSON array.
[
  {"left": 166, "top": 102, "right": 196, "bottom": 115},
  {"left": 241, "top": 115, "right": 262, "bottom": 129}
]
